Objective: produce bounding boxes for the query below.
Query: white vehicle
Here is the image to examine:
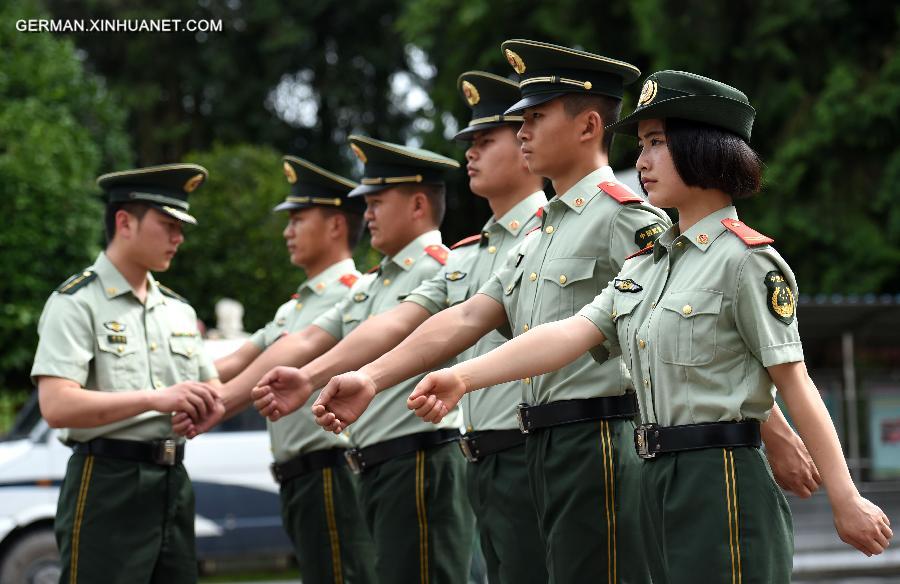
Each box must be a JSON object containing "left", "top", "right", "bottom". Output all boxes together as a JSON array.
[{"left": 0, "top": 340, "right": 293, "bottom": 583}]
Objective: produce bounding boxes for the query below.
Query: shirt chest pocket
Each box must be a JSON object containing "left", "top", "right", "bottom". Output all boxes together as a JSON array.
[
  {"left": 446, "top": 279, "right": 471, "bottom": 307},
  {"left": 656, "top": 289, "right": 723, "bottom": 366},
  {"left": 342, "top": 298, "right": 371, "bottom": 332},
  {"left": 96, "top": 334, "right": 144, "bottom": 389},
  {"left": 540, "top": 257, "right": 597, "bottom": 321},
  {"left": 169, "top": 336, "right": 201, "bottom": 380}
]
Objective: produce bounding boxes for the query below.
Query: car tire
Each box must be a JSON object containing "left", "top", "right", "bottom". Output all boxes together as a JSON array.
[{"left": 0, "top": 529, "right": 61, "bottom": 584}]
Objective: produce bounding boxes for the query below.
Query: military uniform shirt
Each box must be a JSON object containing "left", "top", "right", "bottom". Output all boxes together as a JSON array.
[
  {"left": 479, "top": 166, "right": 671, "bottom": 405},
  {"left": 248, "top": 258, "right": 360, "bottom": 463},
  {"left": 313, "top": 230, "right": 462, "bottom": 447},
  {"left": 30, "top": 252, "right": 217, "bottom": 444},
  {"left": 578, "top": 205, "right": 804, "bottom": 426},
  {"left": 405, "top": 191, "right": 547, "bottom": 431}
]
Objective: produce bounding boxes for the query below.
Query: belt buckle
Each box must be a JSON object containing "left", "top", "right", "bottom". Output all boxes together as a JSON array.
[
  {"left": 154, "top": 439, "right": 177, "bottom": 466},
  {"left": 634, "top": 425, "right": 658, "bottom": 459},
  {"left": 516, "top": 403, "right": 530, "bottom": 434},
  {"left": 344, "top": 449, "right": 363, "bottom": 474},
  {"left": 457, "top": 435, "right": 479, "bottom": 463}
]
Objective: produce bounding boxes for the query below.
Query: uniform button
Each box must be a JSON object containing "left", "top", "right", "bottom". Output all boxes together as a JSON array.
[
  {"left": 154, "top": 378, "right": 164, "bottom": 389},
  {"left": 644, "top": 379, "right": 650, "bottom": 387},
  {"left": 523, "top": 324, "right": 529, "bottom": 332},
  {"left": 508, "top": 220, "right": 520, "bottom": 230},
  {"left": 186, "top": 348, "right": 193, "bottom": 356},
  {"left": 488, "top": 246, "right": 497, "bottom": 254},
  {"left": 506, "top": 285, "right": 513, "bottom": 293},
  {"left": 295, "top": 302, "right": 303, "bottom": 311},
  {"left": 651, "top": 302, "right": 657, "bottom": 309},
  {"left": 117, "top": 345, "right": 124, "bottom": 353},
  {"left": 610, "top": 311, "right": 617, "bottom": 318},
  {"left": 529, "top": 272, "right": 537, "bottom": 281},
  {"left": 638, "top": 339, "right": 646, "bottom": 349},
  {"left": 149, "top": 342, "right": 158, "bottom": 351},
  {"left": 574, "top": 197, "right": 585, "bottom": 207},
  {"left": 558, "top": 275, "right": 567, "bottom": 285},
  {"left": 383, "top": 278, "right": 391, "bottom": 286},
  {"left": 545, "top": 226, "right": 554, "bottom": 234},
  {"left": 682, "top": 305, "right": 693, "bottom": 315},
  {"left": 675, "top": 241, "right": 685, "bottom": 248},
  {"left": 523, "top": 377, "right": 531, "bottom": 385},
  {"left": 466, "top": 425, "right": 474, "bottom": 432}
]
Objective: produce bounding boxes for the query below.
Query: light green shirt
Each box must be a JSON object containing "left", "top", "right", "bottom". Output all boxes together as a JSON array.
[
  {"left": 578, "top": 205, "right": 803, "bottom": 426},
  {"left": 405, "top": 191, "right": 548, "bottom": 431},
  {"left": 313, "top": 230, "right": 462, "bottom": 447},
  {"left": 30, "top": 252, "right": 217, "bottom": 443},
  {"left": 479, "top": 166, "right": 671, "bottom": 405},
  {"left": 249, "top": 258, "right": 360, "bottom": 462}
]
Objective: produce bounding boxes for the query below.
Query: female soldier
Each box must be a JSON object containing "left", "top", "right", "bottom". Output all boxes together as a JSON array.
[{"left": 407, "top": 71, "right": 892, "bottom": 583}]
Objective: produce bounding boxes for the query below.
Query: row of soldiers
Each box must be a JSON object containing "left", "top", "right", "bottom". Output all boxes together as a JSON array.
[{"left": 32, "top": 38, "right": 888, "bottom": 584}]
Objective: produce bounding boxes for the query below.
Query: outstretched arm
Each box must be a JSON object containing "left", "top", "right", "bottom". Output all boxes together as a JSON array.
[
  {"left": 770, "top": 361, "right": 892, "bottom": 556},
  {"left": 407, "top": 314, "right": 605, "bottom": 423}
]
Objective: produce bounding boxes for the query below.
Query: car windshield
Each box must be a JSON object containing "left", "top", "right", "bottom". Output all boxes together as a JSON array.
[{"left": 2, "top": 393, "right": 42, "bottom": 442}]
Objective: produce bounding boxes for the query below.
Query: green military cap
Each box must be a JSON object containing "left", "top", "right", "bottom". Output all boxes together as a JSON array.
[
  {"left": 274, "top": 155, "right": 365, "bottom": 214},
  {"left": 454, "top": 71, "right": 523, "bottom": 141},
  {"left": 347, "top": 135, "right": 460, "bottom": 198},
  {"left": 500, "top": 39, "right": 641, "bottom": 115},
  {"left": 606, "top": 70, "right": 756, "bottom": 141},
  {"left": 97, "top": 163, "right": 207, "bottom": 225}
]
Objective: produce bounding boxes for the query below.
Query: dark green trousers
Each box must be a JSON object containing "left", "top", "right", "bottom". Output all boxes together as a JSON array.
[
  {"left": 55, "top": 453, "right": 196, "bottom": 584},
  {"left": 640, "top": 446, "right": 793, "bottom": 584},
  {"left": 279, "top": 464, "right": 377, "bottom": 584},
  {"left": 358, "top": 441, "right": 475, "bottom": 584},
  {"left": 526, "top": 419, "right": 650, "bottom": 584},
  {"left": 465, "top": 443, "right": 548, "bottom": 584}
]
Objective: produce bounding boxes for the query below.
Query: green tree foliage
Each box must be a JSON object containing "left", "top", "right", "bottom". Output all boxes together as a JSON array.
[{"left": 0, "top": 1, "right": 131, "bottom": 388}]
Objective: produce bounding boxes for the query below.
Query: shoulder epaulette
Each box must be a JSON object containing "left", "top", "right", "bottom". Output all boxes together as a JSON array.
[
  {"left": 536, "top": 207, "right": 544, "bottom": 218},
  {"left": 598, "top": 180, "right": 644, "bottom": 204},
  {"left": 56, "top": 270, "right": 96, "bottom": 295},
  {"left": 451, "top": 234, "right": 481, "bottom": 249},
  {"left": 158, "top": 283, "right": 188, "bottom": 303},
  {"left": 339, "top": 273, "right": 359, "bottom": 288},
  {"left": 721, "top": 219, "right": 774, "bottom": 247},
  {"left": 424, "top": 244, "right": 449, "bottom": 265},
  {"left": 625, "top": 243, "right": 655, "bottom": 261},
  {"left": 291, "top": 293, "right": 300, "bottom": 299},
  {"left": 366, "top": 264, "right": 381, "bottom": 274}
]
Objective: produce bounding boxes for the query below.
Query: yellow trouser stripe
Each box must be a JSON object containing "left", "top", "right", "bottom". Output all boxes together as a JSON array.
[
  {"left": 724, "top": 450, "right": 742, "bottom": 584},
  {"left": 605, "top": 421, "right": 618, "bottom": 583},
  {"left": 70, "top": 455, "right": 95, "bottom": 584},
  {"left": 415, "top": 450, "right": 430, "bottom": 584},
  {"left": 600, "top": 422, "right": 612, "bottom": 584},
  {"left": 729, "top": 451, "right": 742, "bottom": 583},
  {"left": 322, "top": 468, "right": 343, "bottom": 584}
]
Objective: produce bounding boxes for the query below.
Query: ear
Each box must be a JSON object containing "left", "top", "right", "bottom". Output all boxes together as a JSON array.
[
  {"left": 328, "top": 212, "right": 347, "bottom": 241},
  {"left": 115, "top": 209, "right": 135, "bottom": 240},
  {"left": 579, "top": 110, "right": 604, "bottom": 145},
  {"left": 411, "top": 191, "right": 428, "bottom": 220}
]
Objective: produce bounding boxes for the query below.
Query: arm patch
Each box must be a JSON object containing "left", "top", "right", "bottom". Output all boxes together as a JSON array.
[
  {"left": 634, "top": 222, "right": 665, "bottom": 248},
  {"left": 764, "top": 271, "right": 795, "bottom": 324}
]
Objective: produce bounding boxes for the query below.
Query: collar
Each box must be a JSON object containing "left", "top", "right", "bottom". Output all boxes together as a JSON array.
[
  {"left": 386, "top": 229, "right": 443, "bottom": 271},
  {"left": 487, "top": 190, "right": 548, "bottom": 236},
  {"left": 556, "top": 166, "right": 616, "bottom": 214},
  {"left": 93, "top": 252, "right": 166, "bottom": 307},
  {"left": 654, "top": 205, "right": 737, "bottom": 262},
  {"left": 302, "top": 258, "right": 358, "bottom": 296}
]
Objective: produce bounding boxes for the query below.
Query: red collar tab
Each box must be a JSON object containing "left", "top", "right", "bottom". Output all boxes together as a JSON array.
[
  {"left": 721, "top": 219, "right": 774, "bottom": 246},
  {"left": 339, "top": 273, "right": 359, "bottom": 288},
  {"left": 625, "top": 242, "right": 654, "bottom": 261},
  {"left": 598, "top": 181, "right": 643, "bottom": 204},
  {"left": 451, "top": 234, "right": 481, "bottom": 249}
]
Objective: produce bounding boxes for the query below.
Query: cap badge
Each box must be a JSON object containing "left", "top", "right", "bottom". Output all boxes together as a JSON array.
[
  {"left": 183, "top": 173, "right": 205, "bottom": 193},
  {"left": 638, "top": 79, "right": 658, "bottom": 107},
  {"left": 350, "top": 143, "right": 367, "bottom": 164},
  {"left": 462, "top": 80, "right": 480, "bottom": 106},
  {"left": 505, "top": 49, "right": 526, "bottom": 74},
  {"left": 283, "top": 161, "right": 298, "bottom": 184}
]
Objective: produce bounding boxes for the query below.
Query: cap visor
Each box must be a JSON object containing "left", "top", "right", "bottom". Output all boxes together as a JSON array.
[
  {"left": 348, "top": 183, "right": 392, "bottom": 198},
  {"left": 156, "top": 204, "right": 197, "bottom": 225},
  {"left": 453, "top": 121, "right": 520, "bottom": 141},
  {"left": 504, "top": 92, "right": 567, "bottom": 115},
  {"left": 606, "top": 95, "right": 754, "bottom": 141},
  {"left": 272, "top": 201, "right": 312, "bottom": 212}
]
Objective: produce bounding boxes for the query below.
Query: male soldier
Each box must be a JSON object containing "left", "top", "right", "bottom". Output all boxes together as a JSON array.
[
  {"left": 302, "top": 41, "right": 820, "bottom": 583},
  {"left": 251, "top": 72, "right": 550, "bottom": 583},
  {"left": 202, "top": 156, "right": 377, "bottom": 584},
  {"left": 247, "top": 136, "right": 475, "bottom": 583},
  {"left": 31, "top": 164, "right": 223, "bottom": 584}
]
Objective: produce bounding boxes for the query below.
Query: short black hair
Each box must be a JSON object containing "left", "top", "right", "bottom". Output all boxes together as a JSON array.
[
  {"left": 104, "top": 202, "right": 151, "bottom": 245},
  {"left": 664, "top": 118, "right": 762, "bottom": 199},
  {"left": 561, "top": 94, "right": 623, "bottom": 152},
  {"left": 319, "top": 207, "right": 366, "bottom": 249}
]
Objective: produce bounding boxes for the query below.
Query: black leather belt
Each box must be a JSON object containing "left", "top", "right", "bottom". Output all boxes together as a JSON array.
[
  {"left": 345, "top": 429, "right": 460, "bottom": 474},
  {"left": 634, "top": 421, "right": 761, "bottom": 459},
  {"left": 270, "top": 447, "right": 347, "bottom": 484},
  {"left": 516, "top": 394, "right": 638, "bottom": 434},
  {"left": 458, "top": 429, "right": 526, "bottom": 463},
  {"left": 72, "top": 437, "right": 184, "bottom": 466}
]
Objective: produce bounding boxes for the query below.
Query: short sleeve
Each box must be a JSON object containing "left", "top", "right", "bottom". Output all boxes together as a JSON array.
[
  {"left": 608, "top": 205, "right": 669, "bottom": 272},
  {"left": 248, "top": 326, "right": 268, "bottom": 350},
  {"left": 30, "top": 294, "right": 94, "bottom": 386},
  {"left": 404, "top": 270, "right": 448, "bottom": 316},
  {"left": 734, "top": 249, "right": 804, "bottom": 367},
  {"left": 312, "top": 299, "right": 348, "bottom": 340},
  {"left": 478, "top": 266, "right": 509, "bottom": 303},
  {"left": 197, "top": 344, "right": 218, "bottom": 381},
  {"left": 577, "top": 280, "right": 620, "bottom": 361}
]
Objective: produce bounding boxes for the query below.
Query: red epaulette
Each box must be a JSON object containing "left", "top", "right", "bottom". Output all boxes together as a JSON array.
[
  {"left": 598, "top": 180, "right": 643, "bottom": 204},
  {"left": 451, "top": 234, "right": 481, "bottom": 249},
  {"left": 424, "top": 244, "right": 449, "bottom": 265},
  {"left": 625, "top": 242, "right": 654, "bottom": 261},
  {"left": 339, "top": 273, "right": 359, "bottom": 288},
  {"left": 366, "top": 264, "right": 380, "bottom": 274},
  {"left": 721, "top": 219, "right": 774, "bottom": 247},
  {"left": 291, "top": 293, "right": 299, "bottom": 299}
]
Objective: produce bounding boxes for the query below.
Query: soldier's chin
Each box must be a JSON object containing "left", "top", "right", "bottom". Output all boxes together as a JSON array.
[{"left": 152, "top": 257, "right": 174, "bottom": 272}]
